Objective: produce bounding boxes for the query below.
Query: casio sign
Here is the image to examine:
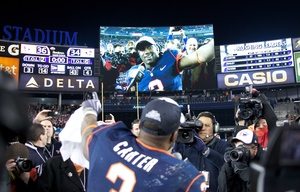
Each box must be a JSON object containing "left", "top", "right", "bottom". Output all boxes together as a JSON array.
[
  {"left": 217, "top": 68, "right": 295, "bottom": 89},
  {"left": 225, "top": 70, "right": 287, "bottom": 86}
]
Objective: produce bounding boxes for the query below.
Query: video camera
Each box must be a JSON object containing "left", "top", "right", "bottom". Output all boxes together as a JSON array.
[
  {"left": 238, "top": 85, "right": 263, "bottom": 121},
  {"left": 176, "top": 105, "right": 203, "bottom": 143},
  {"left": 229, "top": 145, "right": 251, "bottom": 162},
  {"left": 110, "top": 52, "right": 131, "bottom": 70},
  {"left": 15, "top": 157, "right": 33, "bottom": 172}
]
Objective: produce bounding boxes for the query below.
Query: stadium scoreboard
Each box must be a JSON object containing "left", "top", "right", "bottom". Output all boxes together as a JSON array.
[
  {"left": 20, "top": 43, "right": 95, "bottom": 76},
  {"left": 220, "top": 38, "right": 294, "bottom": 73}
]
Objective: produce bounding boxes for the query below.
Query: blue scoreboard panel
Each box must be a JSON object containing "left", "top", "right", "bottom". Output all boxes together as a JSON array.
[{"left": 20, "top": 43, "right": 94, "bottom": 76}]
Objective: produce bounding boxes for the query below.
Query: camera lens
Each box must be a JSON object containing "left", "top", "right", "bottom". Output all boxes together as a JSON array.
[
  {"left": 176, "top": 129, "right": 194, "bottom": 143},
  {"left": 229, "top": 145, "right": 250, "bottom": 162},
  {"left": 17, "top": 159, "right": 33, "bottom": 172},
  {"left": 230, "top": 151, "right": 239, "bottom": 161},
  {"left": 22, "top": 160, "right": 32, "bottom": 171},
  {"left": 239, "top": 109, "right": 253, "bottom": 120},
  {"left": 181, "top": 131, "right": 191, "bottom": 140}
]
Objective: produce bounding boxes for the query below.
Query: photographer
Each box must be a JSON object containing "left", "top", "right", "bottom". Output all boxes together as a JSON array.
[
  {"left": 6, "top": 142, "right": 37, "bottom": 192},
  {"left": 172, "top": 111, "right": 231, "bottom": 192},
  {"left": 233, "top": 87, "right": 278, "bottom": 136},
  {"left": 0, "top": 71, "right": 30, "bottom": 192},
  {"left": 104, "top": 44, "right": 134, "bottom": 91},
  {"left": 218, "top": 129, "right": 265, "bottom": 192}
]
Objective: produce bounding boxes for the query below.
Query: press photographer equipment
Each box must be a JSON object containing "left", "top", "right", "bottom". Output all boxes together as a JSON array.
[
  {"left": 229, "top": 145, "right": 251, "bottom": 162},
  {"left": 48, "top": 111, "right": 59, "bottom": 116},
  {"left": 7, "top": 142, "right": 33, "bottom": 172},
  {"left": 109, "top": 52, "right": 132, "bottom": 71},
  {"left": 15, "top": 157, "right": 33, "bottom": 172},
  {"left": 237, "top": 85, "right": 263, "bottom": 125},
  {"left": 176, "top": 98, "right": 203, "bottom": 143}
]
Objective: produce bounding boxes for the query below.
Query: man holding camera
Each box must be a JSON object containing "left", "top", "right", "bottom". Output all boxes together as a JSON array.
[
  {"left": 218, "top": 129, "right": 266, "bottom": 192},
  {"left": 6, "top": 142, "right": 36, "bottom": 192},
  {"left": 172, "top": 111, "right": 231, "bottom": 192}
]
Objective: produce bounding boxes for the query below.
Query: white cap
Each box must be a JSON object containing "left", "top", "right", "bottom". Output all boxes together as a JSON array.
[
  {"left": 136, "top": 36, "right": 156, "bottom": 50},
  {"left": 232, "top": 129, "right": 258, "bottom": 145}
]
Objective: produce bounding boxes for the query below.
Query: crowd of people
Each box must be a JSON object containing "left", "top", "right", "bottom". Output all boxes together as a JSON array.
[{"left": 1, "top": 68, "right": 299, "bottom": 192}]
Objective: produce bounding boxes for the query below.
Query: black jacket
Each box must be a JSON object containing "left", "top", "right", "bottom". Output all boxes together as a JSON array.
[
  {"left": 25, "top": 142, "right": 51, "bottom": 176},
  {"left": 218, "top": 145, "right": 265, "bottom": 192},
  {"left": 36, "top": 156, "right": 88, "bottom": 192},
  {"left": 174, "top": 137, "right": 231, "bottom": 192}
]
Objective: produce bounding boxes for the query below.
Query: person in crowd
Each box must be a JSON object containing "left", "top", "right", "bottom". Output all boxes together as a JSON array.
[
  {"left": 165, "top": 26, "right": 187, "bottom": 52},
  {"left": 125, "top": 40, "right": 140, "bottom": 65},
  {"left": 40, "top": 119, "right": 61, "bottom": 156},
  {"left": 248, "top": 117, "right": 269, "bottom": 150},
  {"left": 218, "top": 129, "right": 266, "bottom": 192},
  {"left": 6, "top": 142, "right": 37, "bottom": 192},
  {"left": 165, "top": 38, "right": 182, "bottom": 51},
  {"left": 102, "top": 43, "right": 120, "bottom": 91},
  {"left": 33, "top": 110, "right": 61, "bottom": 156},
  {"left": 80, "top": 92, "right": 207, "bottom": 191},
  {"left": 36, "top": 155, "right": 88, "bottom": 192},
  {"left": 0, "top": 71, "right": 30, "bottom": 192},
  {"left": 182, "top": 37, "right": 198, "bottom": 90},
  {"left": 130, "top": 119, "right": 140, "bottom": 137},
  {"left": 102, "top": 43, "right": 114, "bottom": 61},
  {"left": 25, "top": 124, "right": 50, "bottom": 177},
  {"left": 113, "top": 44, "right": 133, "bottom": 91},
  {"left": 187, "top": 38, "right": 217, "bottom": 90},
  {"left": 172, "top": 111, "right": 231, "bottom": 192},
  {"left": 125, "top": 35, "right": 214, "bottom": 92}
]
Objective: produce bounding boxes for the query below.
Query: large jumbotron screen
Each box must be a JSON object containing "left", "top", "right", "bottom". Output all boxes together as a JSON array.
[{"left": 99, "top": 25, "right": 216, "bottom": 92}]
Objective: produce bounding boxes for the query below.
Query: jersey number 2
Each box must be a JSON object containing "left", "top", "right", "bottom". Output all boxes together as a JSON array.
[{"left": 106, "top": 162, "right": 136, "bottom": 192}]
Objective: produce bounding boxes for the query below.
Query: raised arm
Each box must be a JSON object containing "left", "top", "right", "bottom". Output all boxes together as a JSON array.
[
  {"left": 80, "top": 92, "right": 101, "bottom": 160},
  {"left": 179, "top": 38, "right": 215, "bottom": 70}
]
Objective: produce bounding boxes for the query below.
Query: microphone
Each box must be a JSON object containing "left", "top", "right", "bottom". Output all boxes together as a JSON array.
[
  {"left": 172, "top": 152, "right": 182, "bottom": 160},
  {"left": 125, "top": 64, "right": 145, "bottom": 92},
  {"left": 172, "top": 152, "right": 189, "bottom": 162},
  {"left": 205, "top": 134, "right": 213, "bottom": 138}
]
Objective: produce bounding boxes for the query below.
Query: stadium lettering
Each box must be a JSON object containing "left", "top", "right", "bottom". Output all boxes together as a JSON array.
[
  {"left": 224, "top": 70, "right": 287, "bottom": 86},
  {"left": 44, "top": 78, "right": 95, "bottom": 88},
  {"left": 2, "top": 25, "right": 78, "bottom": 46},
  {"left": 113, "top": 141, "right": 158, "bottom": 172},
  {"left": 0, "top": 46, "right": 5, "bottom": 52}
]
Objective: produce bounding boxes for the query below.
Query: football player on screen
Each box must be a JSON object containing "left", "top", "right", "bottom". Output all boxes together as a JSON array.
[{"left": 125, "top": 35, "right": 215, "bottom": 92}]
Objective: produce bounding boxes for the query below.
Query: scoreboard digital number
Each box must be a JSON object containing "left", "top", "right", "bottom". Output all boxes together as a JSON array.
[
  {"left": 20, "top": 44, "right": 94, "bottom": 76},
  {"left": 220, "top": 38, "right": 294, "bottom": 73}
]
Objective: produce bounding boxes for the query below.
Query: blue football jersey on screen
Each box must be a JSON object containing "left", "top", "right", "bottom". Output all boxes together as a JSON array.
[
  {"left": 87, "top": 122, "right": 205, "bottom": 192},
  {"left": 127, "top": 49, "right": 182, "bottom": 91}
]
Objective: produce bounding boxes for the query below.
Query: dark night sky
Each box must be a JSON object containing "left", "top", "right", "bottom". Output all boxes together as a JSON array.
[{"left": 1, "top": 0, "right": 300, "bottom": 48}]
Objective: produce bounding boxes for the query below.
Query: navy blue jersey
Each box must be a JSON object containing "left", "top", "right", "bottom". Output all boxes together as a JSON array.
[
  {"left": 127, "top": 49, "right": 182, "bottom": 91},
  {"left": 87, "top": 122, "right": 205, "bottom": 192},
  {"left": 25, "top": 142, "right": 51, "bottom": 176}
]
